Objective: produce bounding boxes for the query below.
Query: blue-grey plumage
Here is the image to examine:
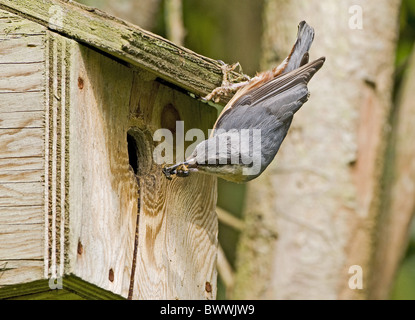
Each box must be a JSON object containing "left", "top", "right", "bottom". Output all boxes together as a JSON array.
[{"left": 162, "top": 21, "right": 325, "bottom": 182}]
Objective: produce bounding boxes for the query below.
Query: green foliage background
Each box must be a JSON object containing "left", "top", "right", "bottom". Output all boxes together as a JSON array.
[{"left": 391, "top": 0, "right": 415, "bottom": 300}]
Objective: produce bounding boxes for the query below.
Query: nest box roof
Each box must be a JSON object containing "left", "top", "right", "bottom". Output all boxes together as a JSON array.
[{"left": 0, "top": 0, "right": 241, "bottom": 104}]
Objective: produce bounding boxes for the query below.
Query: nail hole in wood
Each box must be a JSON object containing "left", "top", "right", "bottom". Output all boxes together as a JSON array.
[
  {"left": 109, "top": 268, "right": 114, "bottom": 282},
  {"left": 77, "top": 240, "right": 83, "bottom": 255},
  {"left": 205, "top": 281, "right": 212, "bottom": 293},
  {"left": 78, "top": 76, "right": 84, "bottom": 89}
]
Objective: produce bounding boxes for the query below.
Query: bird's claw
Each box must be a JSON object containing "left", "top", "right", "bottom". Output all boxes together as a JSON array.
[
  {"left": 204, "top": 62, "right": 251, "bottom": 103},
  {"left": 176, "top": 164, "right": 190, "bottom": 177},
  {"left": 162, "top": 167, "right": 173, "bottom": 180}
]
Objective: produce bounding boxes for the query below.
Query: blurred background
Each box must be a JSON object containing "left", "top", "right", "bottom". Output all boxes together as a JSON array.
[{"left": 76, "top": 0, "right": 415, "bottom": 299}]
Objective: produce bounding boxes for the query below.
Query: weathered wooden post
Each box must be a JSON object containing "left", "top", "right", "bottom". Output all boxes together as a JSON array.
[{"left": 0, "top": 0, "right": 236, "bottom": 299}]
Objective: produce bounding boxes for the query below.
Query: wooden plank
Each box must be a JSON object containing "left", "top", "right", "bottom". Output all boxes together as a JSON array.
[
  {"left": 0, "top": 11, "right": 46, "bottom": 136},
  {"left": 135, "top": 173, "right": 218, "bottom": 300},
  {"left": 0, "top": 0, "right": 244, "bottom": 103},
  {"left": 0, "top": 260, "right": 43, "bottom": 286},
  {"left": 63, "top": 275, "right": 125, "bottom": 300},
  {"left": 0, "top": 128, "right": 44, "bottom": 158},
  {"left": 0, "top": 34, "right": 45, "bottom": 63},
  {"left": 0, "top": 155, "right": 44, "bottom": 184},
  {"left": 0, "top": 273, "right": 47, "bottom": 295},
  {"left": 0, "top": 156, "right": 43, "bottom": 172},
  {"left": 0, "top": 111, "right": 44, "bottom": 129},
  {"left": 0, "top": 8, "right": 47, "bottom": 289},
  {"left": 9, "top": 290, "right": 83, "bottom": 300},
  {"left": 0, "top": 275, "right": 125, "bottom": 299},
  {"left": 0, "top": 205, "right": 43, "bottom": 225},
  {"left": 0, "top": 156, "right": 44, "bottom": 189},
  {"left": 0, "top": 168, "right": 43, "bottom": 183},
  {"left": 0, "top": 62, "right": 44, "bottom": 93},
  {"left": 0, "top": 182, "right": 43, "bottom": 206},
  {"left": 0, "top": 223, "right": 43, "bottom": 260},
  {"left": 0, "top": 92, "right": 45, "bottom": 112},
  {"left": 68, "top": 44, "right": 138, "bottom": 298}
]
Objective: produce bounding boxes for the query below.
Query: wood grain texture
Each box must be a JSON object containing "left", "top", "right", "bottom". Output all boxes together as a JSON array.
[
  {"left": 67, "top": 43, "right": 138, "bottom": 297},
  {"left": 0, "top": 260, "right": 43, "bottom": 286},
  {"left": 0, "top": 62, "right": 44, "bottom": 93},
  {"left": 0, "top": 182, "right": 43, "bottom": 206},
  {"left": 0, "top": 156, "right": 43, "bottom": 170},
  {"left": 0, "top": 0, "right": 244, "bottom": 104},
  {"left": 0, "top": 34, "right": 45, "bottom": 63},
  {"left": 0, "top": 168, "right": 42, "bottom": 183},
  {"left": 0, "top": 111, "right": 44, "bottom": 129},
  {"left": 68, "top": 43, "right": 218, "bottom": 299},
  {"left": 0, "top": 128, "right": 44, "bottom": 158},
  {"left": 135, "top": 174, "right": 217, "bottom": 300},
  {"left": 0, "top": 205, "right": 43, "bottom": 225},
  {"left": 0, "top": 92, "right": 45, "bottom": 112},
  {"left": 0, "top": 224, "right": 43, "bottom": 260},
  {"left": 0, "top": 9, "right": 46, "bottom": 287}
]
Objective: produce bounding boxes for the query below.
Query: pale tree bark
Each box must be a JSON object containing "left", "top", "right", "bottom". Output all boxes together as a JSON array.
[{"left": 233, "top": 0, "right": 403, "bottom": 299}]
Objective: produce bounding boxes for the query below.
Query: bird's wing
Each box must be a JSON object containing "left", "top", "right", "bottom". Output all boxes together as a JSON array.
[
  {"left": 212, "top": 57, "right": 325, "bottom": 132},
  {"left": 237, "top": 56, "right": 325, "bottom": 109},
  {"left": 210, "top": 21, "right": 317, "bottom": 134}
]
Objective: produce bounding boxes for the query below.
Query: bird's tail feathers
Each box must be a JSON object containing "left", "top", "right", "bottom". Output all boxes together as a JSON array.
[{"left": 272, "top": 21, "right": 316, "bottom": 76}]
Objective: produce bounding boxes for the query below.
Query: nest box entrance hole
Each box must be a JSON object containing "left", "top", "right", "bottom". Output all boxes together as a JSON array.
[
  {"left": 126, "top": 128, "right": 152, "bottom": 177},
  {"left": 127, "top": 133, "right": 139, "bottom": 175}
]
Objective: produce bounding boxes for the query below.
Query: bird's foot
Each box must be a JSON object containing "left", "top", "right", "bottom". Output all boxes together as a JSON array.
[
  {"left": 162, "top": 164, "right": 175, "bottom": 180},
  {"left": 203, "top": 62, "right": 251, "bottom": 103}
]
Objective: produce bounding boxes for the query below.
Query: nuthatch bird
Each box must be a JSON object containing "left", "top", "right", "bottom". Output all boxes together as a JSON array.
[{"left": 163, "top": 21, "right": 325, "bottom": 183}]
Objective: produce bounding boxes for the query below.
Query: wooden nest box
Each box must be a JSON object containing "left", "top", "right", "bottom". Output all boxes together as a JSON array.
[{"left": 0, "top": 0, "right": 235, "bottom": 299}]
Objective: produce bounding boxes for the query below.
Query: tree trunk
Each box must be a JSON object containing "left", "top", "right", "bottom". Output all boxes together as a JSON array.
[
  {"left": 371, "top": 44, "right": 415, "bottom": 299},
  {"left": 165, "top": 0, "right": 186, "bottom": 45},
  {"left": 233, "top": 0, "right": 402, "bottom": 299}
]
